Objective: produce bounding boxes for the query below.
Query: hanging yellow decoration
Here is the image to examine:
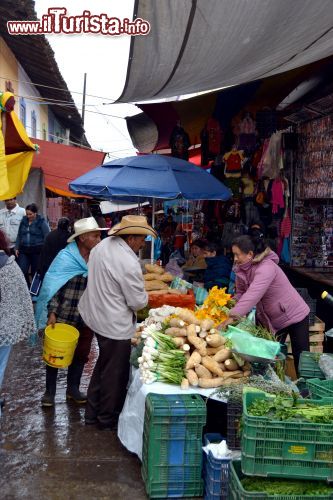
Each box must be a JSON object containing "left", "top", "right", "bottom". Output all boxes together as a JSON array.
[{"left": 0, "top": 91, "right": 37, "bottom": 199}]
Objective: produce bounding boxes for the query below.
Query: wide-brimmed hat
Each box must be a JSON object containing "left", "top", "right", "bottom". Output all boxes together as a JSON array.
[
  {"left": 108, "top": 215, "right": 157, "bottom": 238},
  {"left": 67, "top": 217, "right": 108, "bottom": 243}
]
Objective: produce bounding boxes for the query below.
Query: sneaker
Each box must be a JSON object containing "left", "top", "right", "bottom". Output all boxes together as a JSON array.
[
  {"left": 66, "top": 390, "right": 87, "bottom": 404},
  {"left": 41, "top": 392, "right": 55, "bottom": 407}
]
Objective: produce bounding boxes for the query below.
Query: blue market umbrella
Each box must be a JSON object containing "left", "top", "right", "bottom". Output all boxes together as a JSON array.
[{"left": 69, "top": 154, "right": 231, "bottom": 201}]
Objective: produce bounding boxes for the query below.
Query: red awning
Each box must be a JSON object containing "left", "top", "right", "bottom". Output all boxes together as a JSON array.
[{"left": 31, "top": 139, "right": 105, "bottom": 197}]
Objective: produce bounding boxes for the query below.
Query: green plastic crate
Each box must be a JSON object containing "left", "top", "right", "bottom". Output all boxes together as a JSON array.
[
  {"left": 229, "top": 460, "right": 333, "bottom": 499},
  {"left": 307, "top": 378, "right": 333, "bottom": 399},
  {"left": 142, "top": 393, "right": 206, "bottom": 498},
  {"left": 241, "top": 391, "right": 333, "bottom": 480},
  {"left": 299, "top": 352, "right": 333, "bottom": 379}
]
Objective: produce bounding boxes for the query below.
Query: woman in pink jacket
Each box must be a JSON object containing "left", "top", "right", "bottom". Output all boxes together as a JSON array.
[{"left": 222, "top": 233, "right": 310, "bottom": 371}]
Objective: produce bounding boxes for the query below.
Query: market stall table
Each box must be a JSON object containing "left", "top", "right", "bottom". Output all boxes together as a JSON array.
[
  {"left": 291, "top": 267, "right": 333, "bottom": 288},
  {"left": 118, "top": 369, "right": 225, "bottom": 460},
  {"left": 286, "top": 266, "right": 333, "bottom": 332}
]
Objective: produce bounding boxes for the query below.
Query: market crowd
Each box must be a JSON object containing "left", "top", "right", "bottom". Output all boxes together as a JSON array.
[{"left": 0, "top": 197, "right": 310, "bottom": 428}]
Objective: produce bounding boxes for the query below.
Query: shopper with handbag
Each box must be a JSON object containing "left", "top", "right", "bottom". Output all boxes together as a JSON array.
[{"left": 15, "top": 203, "right": 50, "bottom": 285}]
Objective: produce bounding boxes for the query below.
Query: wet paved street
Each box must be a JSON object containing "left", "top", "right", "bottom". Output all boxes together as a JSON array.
[{"left": 0, "top": 338, "right": 147, "bottom": 500}]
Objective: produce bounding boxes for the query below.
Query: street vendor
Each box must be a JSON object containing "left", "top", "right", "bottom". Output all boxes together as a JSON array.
[
  {"left": 220, "top": 233, "right": 310, "bottom": 371},
  {"left": 35, "top": 217, "right": 108, "bottom": 407},
  {"left": 78, "top": 215, "right": 157, "bottom": 431}
]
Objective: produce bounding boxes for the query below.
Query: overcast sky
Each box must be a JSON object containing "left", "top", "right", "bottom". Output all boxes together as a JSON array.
[{"left": 34, "top": 0, "right": 139, "bottom": 157}]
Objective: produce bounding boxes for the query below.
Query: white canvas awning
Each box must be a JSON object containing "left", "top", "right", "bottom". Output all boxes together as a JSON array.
[
  {"left": 118, "top": 0, "right": 333, "bottom": 103},
  {"left": 100, "top": 200, "right": 149, "bottom": 214}
]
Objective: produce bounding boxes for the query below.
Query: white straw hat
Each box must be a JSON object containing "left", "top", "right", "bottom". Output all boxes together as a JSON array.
[
  {"left": 67, "top": 217, "right": 108, "bottom": 243},
  {"left": 108, "top": 215, "right": 157, "bottom": 238}
]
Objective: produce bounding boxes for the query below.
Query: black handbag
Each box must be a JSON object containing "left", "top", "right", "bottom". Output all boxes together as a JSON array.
[{"left": 30, "top": 272, "right": 42, "bottom": 296}]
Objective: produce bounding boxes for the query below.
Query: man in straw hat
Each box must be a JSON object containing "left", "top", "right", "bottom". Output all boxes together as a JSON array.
[
  {"left": 35, "top": 217, "right": 108, "bottom": 407},
  {"left": 79, "top": 215, "right": 157, "bottom": 431}
]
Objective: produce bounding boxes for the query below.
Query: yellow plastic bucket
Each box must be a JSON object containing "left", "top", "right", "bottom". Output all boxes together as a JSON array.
[{"left": 43, "top": 323, "right": 79, "bottom": 368}]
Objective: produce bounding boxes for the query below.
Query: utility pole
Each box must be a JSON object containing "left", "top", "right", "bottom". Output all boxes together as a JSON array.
[{"left": 82, "top": 73, "right": 87, "bottom": 127}]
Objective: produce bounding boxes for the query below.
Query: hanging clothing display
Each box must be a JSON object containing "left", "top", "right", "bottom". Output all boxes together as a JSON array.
[
  {"left": 238, "top": 113, "right": 256, "bottom": 153},
  {"left": 252, "top": 143, "right": 263, "bottom": 171},
  {"left": 261, "top": 131, "right": 284, "bottom": 179},
  {"left": 279, "top": 209, "right": 292, "bottom": 263},
  {"left": 169, "top": 124, "right": 190, "bottom": 160},
  {"left": 206, "top": 118, "right": 222, "bottom": 155},
  {"left": 225, "top": 177, "right": 241, "bottom": 196},
  {"left": 239, "top": 114, "right": 256, "bottom": 135},
  {"left": 271, "top": 178, "right": 285, "bottom": 214},
  {"left": 200, "top": 118, "right": 222, "bottom": 165},
  {"left": 223, "top": 149, "right": 244, "bottom": 177},
  {"left": 257, "top": 139, "right": 270, "bottom": 179},
  {"left": 241, "top": 175, "right": 255, "bottom": 196}
]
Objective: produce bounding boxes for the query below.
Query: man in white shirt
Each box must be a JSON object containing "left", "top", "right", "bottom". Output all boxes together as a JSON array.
[
  {"left": 0, "top": 198, "right": 26, "bottom": 254},
  {"left": 79, "top": 215, "right": 157, "bottom": 431}
]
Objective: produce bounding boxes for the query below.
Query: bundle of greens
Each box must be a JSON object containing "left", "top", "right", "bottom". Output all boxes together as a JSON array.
[
  {"left": 214, "top": 375, "right": 294, "bottom": 404},
  {"left": 248, "top": 395, "right": 333, "bottom": 423},
  {"left": 130, "top": 340, "right": 144, "bottom": 368},
  {"left": 241, "top": 477, "right": 333, "bottom": 495},
  {"left": 136, "top": 306, "right": 150, "bottom": 322},
  {"left": 138, "top": 325, "right": 186, "bottom": 384},
  {"left": 236, "top": 319, "right": 275, "bottom": 341}
]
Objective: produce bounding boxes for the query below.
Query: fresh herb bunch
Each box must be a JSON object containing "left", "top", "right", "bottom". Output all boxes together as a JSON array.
[
  {"left": 214, "top": 375, "right": 294, "bottom": 404},
  {"left": 236, "top": 319, "right": 274, "bottom": 341},
  {"left": 241, "top": 477, "right": 333, "bottom": 495},
  {"left": 248, "top": 395, "right": 333, "bottom": 423}
]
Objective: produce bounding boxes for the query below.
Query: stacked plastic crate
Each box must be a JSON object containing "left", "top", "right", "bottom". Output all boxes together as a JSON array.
[
  {"left": 228, "top": 389, "right": 333, "bottom": 499},
  {"left": 142, "top": 393, "right": 206, "bottom": 498}
]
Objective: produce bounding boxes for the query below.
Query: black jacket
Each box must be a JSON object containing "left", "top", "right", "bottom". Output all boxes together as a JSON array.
[{"left": 38, "top": 228, "right": 70, "bottom": 278}]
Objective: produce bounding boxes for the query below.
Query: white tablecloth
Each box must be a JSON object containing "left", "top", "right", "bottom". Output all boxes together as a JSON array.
[{"left": 117, "top": 369, "right": 225, "bottom": 459}]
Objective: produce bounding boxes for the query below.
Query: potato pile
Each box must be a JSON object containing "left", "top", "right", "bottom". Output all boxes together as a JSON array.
[
  {"left": 144, "top": 263, "right": 174, "bottom": 293},
  {"left": 165, "top": 308, "right": 251, "bottom": 389}
]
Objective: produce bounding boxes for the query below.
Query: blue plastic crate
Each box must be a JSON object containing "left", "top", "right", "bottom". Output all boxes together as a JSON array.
[{"left": 203, "top": 433, "right": 231, "bottom": 500}]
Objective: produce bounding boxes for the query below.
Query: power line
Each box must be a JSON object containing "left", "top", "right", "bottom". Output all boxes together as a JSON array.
[
  {"left": 16, "top": 93, "right": 133, "bottom": 120},
  {"left": 25, "top": 121, "right": 137, "bottom": 154},
  {"left": 0, "top": 74, "right": 118, "bottom": 102}
]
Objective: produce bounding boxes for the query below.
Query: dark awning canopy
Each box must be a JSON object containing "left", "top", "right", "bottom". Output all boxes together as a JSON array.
[{"left": 118, "top": 0, "right": 333, "bottom": 103}]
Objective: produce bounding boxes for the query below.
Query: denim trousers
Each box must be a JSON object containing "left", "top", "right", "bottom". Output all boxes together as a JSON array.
[
  {"left": 17, "top": 249, "right": 41, "bottom": 285},
  {"left": 0, "top": 345, "right": 12, "bottom": 417}
]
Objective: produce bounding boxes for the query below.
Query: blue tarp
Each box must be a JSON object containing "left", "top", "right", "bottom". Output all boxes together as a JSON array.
[{"left": 69, "top": 154, "right": 232, "bottom": 201}]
